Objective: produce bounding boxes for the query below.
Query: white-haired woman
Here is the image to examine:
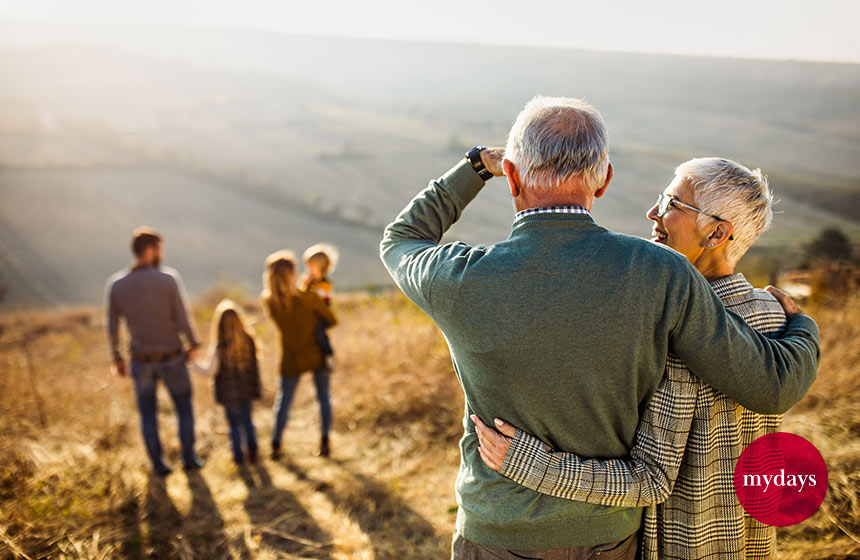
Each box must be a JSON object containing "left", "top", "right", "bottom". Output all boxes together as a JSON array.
[
  {"left": 262, "top": 250, "right": 337, "bottom": 459},
  {"left": 474, "top": 158, "right": 789, "bottom": 559}
]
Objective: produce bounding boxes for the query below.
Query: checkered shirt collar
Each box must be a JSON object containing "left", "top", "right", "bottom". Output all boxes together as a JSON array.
[{"left": 514, "top": 205, "right": 591, "bottom": 224}]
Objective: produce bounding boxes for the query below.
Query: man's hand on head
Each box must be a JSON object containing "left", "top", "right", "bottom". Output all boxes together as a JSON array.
[
  {"left": 765, "top": 285, "right": 805, "bottom": 318},
  {"left": 479, "top": 147, "right": 505, "bottom": 177}
]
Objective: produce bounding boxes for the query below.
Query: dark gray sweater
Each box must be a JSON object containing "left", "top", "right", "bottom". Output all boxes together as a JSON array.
[
  {"left": 106, "top": 266, "right": 199, "bottom": 361},
  {"left": 380, "top": 159, "right": 820, "bottom": 550}
]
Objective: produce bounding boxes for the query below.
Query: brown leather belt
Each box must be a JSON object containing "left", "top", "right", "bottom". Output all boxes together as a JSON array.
[{"left": 131, "top": 348, "right": 185, "bottom": 364}]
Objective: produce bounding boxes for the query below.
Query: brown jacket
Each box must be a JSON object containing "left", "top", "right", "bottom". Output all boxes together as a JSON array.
[{"left": 264, "top": 291, "right": 336, "bottom": 376}]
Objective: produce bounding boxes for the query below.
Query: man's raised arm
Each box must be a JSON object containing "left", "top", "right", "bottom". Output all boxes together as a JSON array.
[
  {"left": 671, "top": 264, "right": 820, "bottom": 414},
  {"left": 379, "top": 156, "right": 489, "bottom": 313}
]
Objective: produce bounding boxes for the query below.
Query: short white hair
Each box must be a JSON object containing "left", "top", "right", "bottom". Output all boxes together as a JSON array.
[
  {"left": 504, "top": 96, "right": 609, "bottom": 192},
  {"left": 676, "top": 158, "right": 773, "bottom": 265}
]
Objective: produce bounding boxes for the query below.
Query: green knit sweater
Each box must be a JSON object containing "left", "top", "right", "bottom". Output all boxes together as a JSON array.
[{"left": 380, "top": 160, "right": 819, "bottom": 550}]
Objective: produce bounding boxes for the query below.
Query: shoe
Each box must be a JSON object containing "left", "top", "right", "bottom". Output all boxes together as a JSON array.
[
  {"left": 318, "top": 436, "right": 330, "bottom": 458},
  {"left": 233, "top": 455, "right": 245, "bottom": 467},
  {"left": 248, "top": 448, "right": 260, "bottom": 464},
  {"left": 271, "top": 443, "right": 282, "bottom": 461},
  {"left": 183, "top": 457, "right": 205, "bottom": 471},
  {"left": 153, "top": 462, "right": 173, "bottom": 477}
]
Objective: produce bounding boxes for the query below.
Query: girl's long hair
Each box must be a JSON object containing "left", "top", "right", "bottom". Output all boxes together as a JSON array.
[
  {"left": 208, "top": 299, "right": 257, "bottom": 371},
  {"left": 261, "top": 250, "right": 298, "bottom": 314}
]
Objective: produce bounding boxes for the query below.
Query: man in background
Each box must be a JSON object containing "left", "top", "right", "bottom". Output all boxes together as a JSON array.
[{"left": 106, "top": 227, "right": 203, "bottom": 476}]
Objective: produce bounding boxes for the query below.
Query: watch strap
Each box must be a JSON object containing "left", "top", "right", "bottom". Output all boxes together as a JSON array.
[{"left": 466, "top": 146, "right": 494, "bottom": 182}]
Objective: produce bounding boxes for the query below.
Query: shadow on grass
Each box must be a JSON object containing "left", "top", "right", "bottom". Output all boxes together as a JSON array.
[
  {"left": 285, "top": 460, "right": 441, "bottom": 558},
  {"left": 127, "top": 470, "right": 251, "bottom": 558},
  {"left": 141, "top": 473, "right": 183, "bottom": 557},
  {"left": 114, "top": 475, "right": 144, "bottom": 558},
  {"left": 240, "top": 463, "right": 333, "bottom": 558},
  {"left": 185, "top": 469, "right": 252, "bottom": 558}
]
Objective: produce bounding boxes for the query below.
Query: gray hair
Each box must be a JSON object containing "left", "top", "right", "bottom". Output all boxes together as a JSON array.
[
  {"left": 676, "top": 158, "right": 773, "bottom": 265},
  {"left": 504, "top": 96, "right": 609, "bottom": 192}
]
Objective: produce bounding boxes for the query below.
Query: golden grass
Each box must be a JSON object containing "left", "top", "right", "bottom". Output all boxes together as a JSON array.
[
  {"left": 0, "top": 291, "right": 858, "bottom": 559},
  {"left": 0, "top": 291, "right": 463, "bottom": 559},
  {"left": 778, "top": 295, "right": 860, "bottom": 559}
]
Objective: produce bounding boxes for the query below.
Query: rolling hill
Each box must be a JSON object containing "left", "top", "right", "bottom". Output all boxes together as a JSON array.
[{"left": 1, "top": 22, "right": 859, "bottom": 307}]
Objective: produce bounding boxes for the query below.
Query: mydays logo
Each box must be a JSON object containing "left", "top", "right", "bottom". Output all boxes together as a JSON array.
[
  {"left": 733, "top": 432, "right": 828, "bottom": 527},
  {"left": 741, "top": 470, "right": 817, "bottom": 493}
]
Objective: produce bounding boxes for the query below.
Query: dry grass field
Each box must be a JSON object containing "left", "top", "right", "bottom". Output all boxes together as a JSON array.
[{"left": 0, "top": 289, "right": 858, "bottom": 559}]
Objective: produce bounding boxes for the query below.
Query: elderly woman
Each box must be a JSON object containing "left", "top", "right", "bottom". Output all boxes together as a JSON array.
[
  {"left": 262, "top": 250, "right": 337, "bottom": 459},
  {"left": 474, "top": 158, "right": 789, "bottom": 560}
]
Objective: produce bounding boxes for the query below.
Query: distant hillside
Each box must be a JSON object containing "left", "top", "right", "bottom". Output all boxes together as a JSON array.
[{"left": 1, "top": 23, "right": 859, "bottom": 307}]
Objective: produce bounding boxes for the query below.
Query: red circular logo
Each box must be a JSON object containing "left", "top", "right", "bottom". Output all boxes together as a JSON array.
[{"left": 733, "top": 432, "right": 828, "bottom": 527}]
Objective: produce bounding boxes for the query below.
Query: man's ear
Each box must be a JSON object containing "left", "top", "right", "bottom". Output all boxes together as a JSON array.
[
  {"left": 503, "top": 159, "right": 520, "bottom": 198},
  {"left": 707, "top": 221, "right": 734, "bottom": 248},
  {"left": 594, "top": 163, "right": 613, "bottom": 199}
]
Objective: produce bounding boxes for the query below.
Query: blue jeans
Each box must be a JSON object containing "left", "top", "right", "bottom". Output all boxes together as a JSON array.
[
  {"left": 224, "top": 403, "right": 257, "bottom": 461},
  {"left": 272, "top": 369, "right": 332, "bottom": 446},
  {"left": 130, "top": 356, "right": 197, "bottom": 468},
  {"left": 314, "top": 320, "right": 333, "bottom": 357}
]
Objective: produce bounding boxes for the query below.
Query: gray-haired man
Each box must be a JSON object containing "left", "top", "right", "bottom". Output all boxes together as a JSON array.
[
  {"left": 380, "top": 96, "right": 819, "bottom": 558},
  {"left": 106, "top": 227, "right": 203, "bottom": 476}
]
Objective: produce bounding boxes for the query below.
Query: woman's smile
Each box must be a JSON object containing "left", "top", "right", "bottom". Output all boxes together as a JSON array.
[{"left": 646, "top": 177, "right": 706, "bottom": 260}]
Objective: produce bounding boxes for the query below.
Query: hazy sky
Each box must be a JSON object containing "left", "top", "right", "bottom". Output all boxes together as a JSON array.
[{"left": 1, "top": 0, "right": 858, "bottom": 63}]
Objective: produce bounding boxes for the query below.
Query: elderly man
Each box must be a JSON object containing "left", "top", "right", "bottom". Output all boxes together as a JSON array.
[
  {"left": 379, "top": 96, "right": 819, "bottom": 559},
  {"left": 106, "top": 227, "right": 203, "bottom": 476}
]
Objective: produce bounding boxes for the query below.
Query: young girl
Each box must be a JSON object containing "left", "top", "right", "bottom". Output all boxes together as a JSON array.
[
  {"left": 195, "top": 299, "right": 262, "bottom": 465},
  {"left": 301, "top": 243, "right": 339, "bottom": 372}
]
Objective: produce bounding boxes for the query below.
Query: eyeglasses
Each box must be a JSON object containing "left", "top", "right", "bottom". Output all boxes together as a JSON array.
[
  {"left": 655, "top": 194, "right": 725, "bottom": 220},
  {"left": 655, "top": 194, "right": 733, "bottom": 240}
]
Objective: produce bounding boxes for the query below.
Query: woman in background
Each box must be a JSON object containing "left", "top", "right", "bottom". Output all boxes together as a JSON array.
[{"left": 262, "top": 250, "right": 337, "bottom": 459}]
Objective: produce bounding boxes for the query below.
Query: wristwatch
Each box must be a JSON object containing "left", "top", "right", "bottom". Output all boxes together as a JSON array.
[{"left": 466, "top": 145, "right": 494, "bottom": 182}]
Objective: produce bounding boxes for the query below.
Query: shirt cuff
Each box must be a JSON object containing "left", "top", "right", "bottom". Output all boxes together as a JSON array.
[{"left": 499, "top": 429, "right": 552, "bottom": 492}]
